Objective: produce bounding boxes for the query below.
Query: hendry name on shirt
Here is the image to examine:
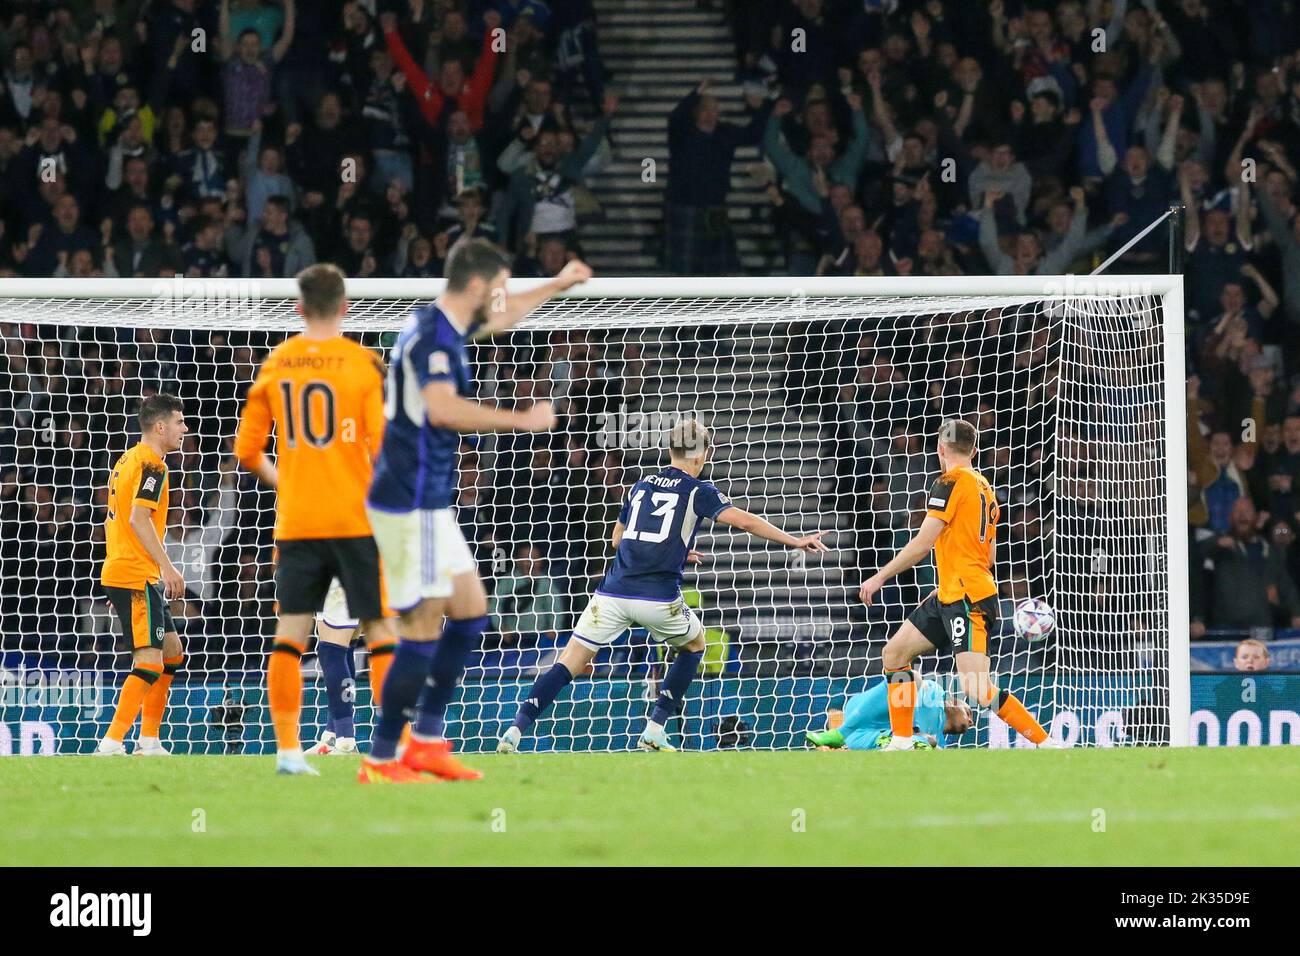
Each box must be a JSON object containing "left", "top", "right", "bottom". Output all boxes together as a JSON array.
[{"left": 644, "top": 473, "right": 684, "bottom": 488}]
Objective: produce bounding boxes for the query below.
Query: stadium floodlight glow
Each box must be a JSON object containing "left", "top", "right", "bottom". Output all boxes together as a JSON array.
[{"left": 0, "top": 274, "right": 1189, "bottom": 751}]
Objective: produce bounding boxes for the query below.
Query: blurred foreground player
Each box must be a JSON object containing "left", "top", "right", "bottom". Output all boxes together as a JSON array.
[{"left": 359, "top": 238, "right": 592, "bottom": 783}]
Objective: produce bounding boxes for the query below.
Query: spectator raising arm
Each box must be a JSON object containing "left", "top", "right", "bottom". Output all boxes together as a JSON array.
[
  {"left": 831, "top": 94, "right": 871, "bottom": 184},
  {"left": 460, "top": 11, "right": 504, "bottom": 131},
  {"left": 1241, "top": 263, "right": 1279, "bottom": 320},
  {"left": 1040, "top": 188, "right": 1096, "bottom": 273},
  {"left": 1256, "top": 180, "right": 1300, "bottom": 258},
  {"left": 1150, "top": 93, "right": 1182, "bottom": 172},
  {"left": 1234, "top": 175, "right": 1253, "bottom": 249},
  {"left": 762, "top": 100, "right": 802, "bottom": 184},
  {"left": 385, "top": 12, "right": 462, "bottom": 129},
  {"left": 1180, "top": 161, "right": 1202, "bottom": 251},
  {"left": 978, "top": 194, "right": 1014, "bottom": 275},
  {"left": 668, "top": 81, "right": 705, "bottom": 141},
  {"left": 379, "top": 8, "right": 506, "bottom": 130},
  {"left": 1093, "top": 96, "right": 1118, "bottom": 176},
  {"left": 561, "top": 95, "right": 616, "bottom": 178},
  {"left": 271, "top": 0, "right": 296, "bottom": 63}
]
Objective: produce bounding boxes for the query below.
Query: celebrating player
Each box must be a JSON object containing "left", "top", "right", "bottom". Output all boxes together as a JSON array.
[
  {"left": 96, "top": 394, "right": 189, "bottom": 756},
  {"left": 859, "top": 419, "right": 1059, "bottom": 749},
  {"left": 234, "top": 263, "right": 397, "bottom": 775},
  {"left": 497, "top": 418, "right": 829, "bottom": 754},
  {"left": 805, "top": 677, "right": 974, "bottom": 750},
  {"left": 358, "top": 238, "right": 592, "bottom": 784}
]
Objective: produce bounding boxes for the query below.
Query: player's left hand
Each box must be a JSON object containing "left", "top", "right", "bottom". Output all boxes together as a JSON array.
[
  {"left": 554, "top": 259, "right": 592, "bottom": 290},
  {"left": 686, "top": 550, "right": 705, "bottom": 565},
  {"left": 859, "top": 574, "right": 884, "bottom": 606}
]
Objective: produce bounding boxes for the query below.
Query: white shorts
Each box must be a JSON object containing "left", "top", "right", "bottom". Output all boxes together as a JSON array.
[
  {"left": 572, "top": 592, "right": 704, "bottom": 650},
  {"left": 316, "top": 578, "right": 358, "bottom": 631},
  {"left": 366, "top": 506, "right": 476, "bottom": 610}
]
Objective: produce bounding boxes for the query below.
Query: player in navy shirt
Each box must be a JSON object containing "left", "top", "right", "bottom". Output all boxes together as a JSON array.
[
  {"left": 498, "top": 419, "right": 829, "bottom": 753},
  {"left": 596, "top": 465, "right": 732, "bottom": 601},
  {"left": 360, "top": 238, "right": 592, "bottom": 784},
  {"left": 367, "top": 300, "right": 477, "bottom": 513}
]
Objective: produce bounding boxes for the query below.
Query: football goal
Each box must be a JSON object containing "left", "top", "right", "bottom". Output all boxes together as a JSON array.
[{"left": 0, "top": 274, "right": 1189, "bottom": 753}]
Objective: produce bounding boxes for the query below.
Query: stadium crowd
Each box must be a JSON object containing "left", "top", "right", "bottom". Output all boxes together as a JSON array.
[
  {"left": 2, "top": 0, "right": 1300, "bottom": 672},
  {"left": 711, "top": 0, "right": 1300, "bottom": 651}
]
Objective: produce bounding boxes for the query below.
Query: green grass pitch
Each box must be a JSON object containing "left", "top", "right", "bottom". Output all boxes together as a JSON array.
[{"left": 3, "top": 748, "right": 1298, "bottom": 866}]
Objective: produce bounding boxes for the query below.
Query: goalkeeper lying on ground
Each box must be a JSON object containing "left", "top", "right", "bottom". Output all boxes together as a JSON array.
[{"left": 806, "top": 677, "right": 974, "bottom": 750}]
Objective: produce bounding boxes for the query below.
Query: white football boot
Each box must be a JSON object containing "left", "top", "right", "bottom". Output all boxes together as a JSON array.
[
  {"left": 306, "top": 732, "right": 338, "bottom": 755},
  {"left": 275, "top": 749, "right": 321, "bottom": 775}
]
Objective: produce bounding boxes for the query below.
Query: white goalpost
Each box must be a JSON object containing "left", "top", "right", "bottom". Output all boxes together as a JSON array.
[{"left": 0, "top": 275, "right": 1189, "bottom": 754}]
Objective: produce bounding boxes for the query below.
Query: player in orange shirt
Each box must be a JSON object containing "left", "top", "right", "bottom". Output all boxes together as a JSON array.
[
  {"left": 96, "top": 394, "right": 189, "bottom": 756},
  {"left": 234, "top": 263, "right": 398, "bottom": 775},
  {"left": 859, "top": 419, "right": 1057, "bottom": 750}
]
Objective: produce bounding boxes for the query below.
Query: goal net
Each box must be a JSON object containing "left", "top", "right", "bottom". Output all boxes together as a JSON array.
[{"left": 0, "top": 276, "right": 1189, "bottom": 755}]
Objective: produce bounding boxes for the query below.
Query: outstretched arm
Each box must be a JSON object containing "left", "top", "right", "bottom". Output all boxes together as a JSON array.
[
  {"left": 715, "top": 506, "right": 828, "bottom": 552},
  {"left": 385, "top": 19, "right": 443, "bottom": 125},
  {"left": 271, "top": 0, "right": 296, "bottom": 63},
  {"left": 859, "top": 515, "right": 945, "bottom": 605},
  {"left": 219, "top": 0, "right": 233, "bottom": 61},
  {"left": 422, "top": 380, "right": 555, "bottom": 434},
  {"left": 473, "top": 259, "right": 593, "bottom": 339},
  {"left": 762, "top": 104, "right": 802, "bottom": 180},
  {"left": 463, "top": 13, "right": 502, "bottom": 124}
]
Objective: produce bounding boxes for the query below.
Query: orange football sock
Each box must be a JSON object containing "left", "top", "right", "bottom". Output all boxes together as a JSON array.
[
  {"left": 367, "top": 641, "right": 396, "bottom": 707},
  {"left": 107, "top": 662, "right": 163, "bottom": 742},
  {"left": 268, "top": 639, "right": 307, "bottom": 751},
  {"left": 885, "top": 666, "right": 917, "bottom": 737},
  {"left": 140, "top": 655, "right": 183, "bottom": 738},
  {"left": 996, "top": 692, "right": 1049, "bottom": 745}
]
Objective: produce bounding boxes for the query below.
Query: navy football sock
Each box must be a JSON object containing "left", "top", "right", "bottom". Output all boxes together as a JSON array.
[
  {"left": 650, "top": 649, "right": 704, "bottom": 727},
  {"left": 512, "top": 662, "right": 576, "bottom": 733},
  {"left": 371, "top": 640, "right": 438, "bottom": 760},
  {"left": 317, "top": 642, "right": 355, "bottom": 739},
  {"left": 343, "top": 640, "right": 357, "bottom": 735},
  {"left": 412, "top": 615, "right": 487, "bottom": 739}
]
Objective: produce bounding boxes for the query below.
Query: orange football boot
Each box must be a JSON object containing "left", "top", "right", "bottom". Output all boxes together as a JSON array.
[
  {"left": 357, "top": 758, "right": 437, "bottom": 784},
  {"left": 400, "top": 738, "right": 484, "bottom": 781}
]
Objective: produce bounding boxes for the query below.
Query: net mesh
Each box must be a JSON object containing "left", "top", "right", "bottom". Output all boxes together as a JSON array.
[{"left": 0, "top": 286, "right": 1174, "bottom": 753}]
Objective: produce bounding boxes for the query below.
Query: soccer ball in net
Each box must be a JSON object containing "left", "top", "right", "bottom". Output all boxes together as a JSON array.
[{"left": 1013, "top": 598, "right": 1056, "bottom": 642}]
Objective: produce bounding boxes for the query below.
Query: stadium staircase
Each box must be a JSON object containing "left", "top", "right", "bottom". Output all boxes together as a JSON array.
[
  {"left": 580, "top": 0, "right": 783, "bottom": 277},
  {"left": 562, "top": 3, "right": 859, "bottom": 675}
]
